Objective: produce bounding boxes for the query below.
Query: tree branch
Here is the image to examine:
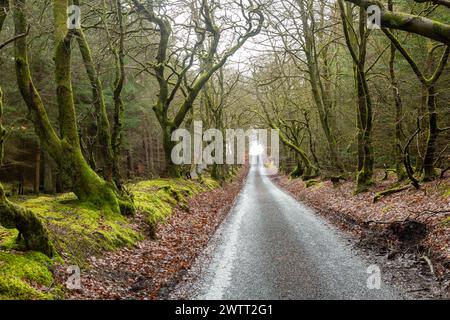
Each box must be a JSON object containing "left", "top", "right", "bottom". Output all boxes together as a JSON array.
[{"left": 345, "top": 0, "right": 450, "bottom": 45}]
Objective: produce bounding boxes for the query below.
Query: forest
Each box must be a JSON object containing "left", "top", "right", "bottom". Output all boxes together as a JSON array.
[{"left": 0, "top": 0, "right": 449, "bottom": 301}]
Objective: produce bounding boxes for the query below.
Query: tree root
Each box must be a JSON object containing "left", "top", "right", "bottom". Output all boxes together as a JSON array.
[
  {"left": 373, "top": 185, "right": 410, "bottom": 203},
  {"left": 0, "top": 186, "right": 54, "bottom": 256},
  {"left": 117, "top": 186, "right": 136, "bottom": 216}
]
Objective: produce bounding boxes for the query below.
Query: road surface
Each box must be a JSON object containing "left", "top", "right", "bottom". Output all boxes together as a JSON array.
[{"left": 181, "top": 162, "right": 400, "bottom": 300}]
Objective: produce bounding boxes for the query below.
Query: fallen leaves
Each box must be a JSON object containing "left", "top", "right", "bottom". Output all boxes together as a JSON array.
[
  {"left": 66, "top": 169, "right": 248, "bottom": 300},
  {"left": 273, "top": 172, "right": 449, "bottom": 296}
]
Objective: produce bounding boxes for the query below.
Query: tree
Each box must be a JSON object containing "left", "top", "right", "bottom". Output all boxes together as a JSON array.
[
  {"left": 383, "top": 29, "right": 449, "bottom": 180},
  {"left": 338, "top": 0, "right": 375, "bottom": 192},
  {"left": 200, "top": 68, "right": 241, "bottom": 180},
  {"left": 254, "top": 75, "right": 317, "bottom": 180},
  {"left": 72, "top": 0, "right": 128, "bottom": 189},
  {"left": 0, "top": 0, "right": 53, "bottom": 256},
  {"left": 13, "top": 0, "right": 133, "bottom": 214},
  {"left": 131, "top": 0, "right": 264, "bottom": 176},
  {"left": 387, "top": 0, "right": 406, "bottom": 181},
  {"left": 344, "top": 0, "right": 450, "bottom": 45},
  {"left": 265, "top": 0, "right": 345, "bottom": 175}
]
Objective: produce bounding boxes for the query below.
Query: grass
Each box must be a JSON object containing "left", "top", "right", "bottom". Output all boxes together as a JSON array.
[{"left": 0, "top": 177, "right": 218, "bottom": 300}]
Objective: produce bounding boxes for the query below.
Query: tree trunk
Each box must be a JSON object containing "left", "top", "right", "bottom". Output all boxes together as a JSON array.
[
  {"left": 298, "top": 0, "right": 344, "bottom": 174},
  {"left": 126, "top": 149, "right": 133, "bottom": 180},
  {"left": 422, "top": 85, "right": 439, "bottom": 181},
  {"left": 355, "top": 67, "right": 374, "bottom": 192},
  {"left": 142, "top": 130, "right": 150, "bottom": 174},
  {"left": 34, "top": 143, "right": 41, "bottom": 194},
  {"left": 415, "top": 84, "right": 428, "bottom": 173},
  {"left": 387, "top": 22, "right": 406, "bottom": 181},
  {"left": 338, "top": 1, "right": 374, "bottom": 192},
  {"left": 162, "top": 127, "right": 180, "bottom": 177},
  {"left": 12, "top": 0, "right": 136, "bottom": 215},
  {"left": 42, "top": 150, "right": 55, "bottom": 194},
  {"left": 0, "top": 185, "right": 54, "bottom": 256},
  {"left": 0, "top": 81, "right": 53, "bottom": 256}
]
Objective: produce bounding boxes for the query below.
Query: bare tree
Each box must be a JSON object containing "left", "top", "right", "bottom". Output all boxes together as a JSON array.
[{"left": 131, "top": 0, "right": 264, "bottom": 176}]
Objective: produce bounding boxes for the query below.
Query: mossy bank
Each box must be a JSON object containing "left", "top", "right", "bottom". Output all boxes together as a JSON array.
[{"left": 0, "top": 177, "right": 218, "bottom": 299}]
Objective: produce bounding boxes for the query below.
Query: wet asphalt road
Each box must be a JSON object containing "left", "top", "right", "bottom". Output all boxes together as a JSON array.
[{"left": 186, "top": 162, "right": 400, "bottom": 300}]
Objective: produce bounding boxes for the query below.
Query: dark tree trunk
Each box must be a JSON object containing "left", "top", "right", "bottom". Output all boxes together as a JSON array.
[
  {"left": 126, "top": 149, "right": 133, "bottom": 180},
  {"left": 34, "top": 143, "right": 41, "bottom": 194},
  {"left": 42, "top": 150, "right": 55, "bottom": 194},
  {"left": 423, "top": 86, "right": 439, "bottom": 181},
  {"left": 162, "top": 127, "right": 180, "bottom": 177}
]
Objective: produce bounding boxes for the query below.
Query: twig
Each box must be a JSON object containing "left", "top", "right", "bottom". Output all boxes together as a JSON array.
[{"left": 420, "top": 255, "right": 436, "bottom": 278}]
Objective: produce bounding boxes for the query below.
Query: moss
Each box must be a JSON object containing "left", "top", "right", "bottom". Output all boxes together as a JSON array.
[
  {"left": 0, "top": 227, "right": 19, "bottom": 250},
  {"left": 304, "top": 179, "right": 319, "bottom": 188},
  {"left": 132, "top": 178, "right": 218, "bottom": 231},
  {"left": 0, "top": 251, "right": 56, "bottom": 300},
  {"left": 355, "top": 168, "right": 374, "bottom": 194},
  {"left": 289, "top": 164, "right": 303, "bottom": 179},
  {"left": 443, "top": 217, "right": 450, "bottom": 227},
  {"left": 0, "top": 177, "right": 218, "bottom": 299},
  {"left": 381, "top": 205, "right": 393, "bottom": 215},
  {"left": 11, "top": 193, "right": 141, "bottom": 266}
]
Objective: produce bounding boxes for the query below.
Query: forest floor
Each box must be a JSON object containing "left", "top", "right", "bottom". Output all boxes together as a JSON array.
[
  {"left": 273, "top": 172, "right": 450, "bottom": 299},
  {"left": 64, "top": 169, "right": 248, "bottom": 300},
  {"left": 0, "top": 171, "right": 245, "bottom": 299}
]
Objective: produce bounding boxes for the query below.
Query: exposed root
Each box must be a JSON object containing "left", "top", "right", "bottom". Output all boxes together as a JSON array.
[{"left": 373, "top": 185, "right": 410, "bottom": 203}]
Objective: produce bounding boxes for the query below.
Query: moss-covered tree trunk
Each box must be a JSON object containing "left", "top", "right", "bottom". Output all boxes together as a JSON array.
[
  {"left": 344, "top": 0, "right": 450, "bottom": 45},
  {"left": 73, "top": 0, "right": 127, "bottom": 189},
  {"left": 12, "top": 0, "right": 132, "bottom": 215},
  {"left": 297, "top": 0, "right": 344, "bottom": 174},
  {"left": 162, "top": 126, "right": 181, "bottom": 177},
  {"left": 338, "top": 1, "right": 374, "bottom": 192},
  {"left": 0, "top": 185, "right": 54, "bottom": 256},
  {"left": 422, "top": 85, "right": 439, "bottom": 181},
  {"left": 354, "top": 66, "right": 374, "bottom": 192},
  {"left": 387, "top": 1, "right": 406, "bottom": 181},
  {"left": 277, "top": 127, "right": 316, "bottom": 180},
  {"left": 0, "top": 0, "right": 53, "bottom": 256},
  {"left": 75, "top": 28, "right": 115, "bottom": 181},
  {"left": 111, "top": 0, "right": 126, "bottom": 188},
  {"left": 415, "top": 84, "right": 428, "bottom": 173}
]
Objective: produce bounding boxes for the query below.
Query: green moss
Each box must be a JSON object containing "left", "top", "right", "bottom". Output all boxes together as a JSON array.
[
  {"left": 0, "top": 177, "right": 218, "bottom": 299},
  {"left": 443, "top": 216, "right": 450, "bottom": 227},
  {"left": 0, "top": 251, "right": 56, "bottom": 300},
  {"left": 381, "top": 205, "right": 393, "bottom": 214},
  {"left": 11, "top": 193, "right": 141, "bottom": 266},
  {"left": 304, "top": 179, "right": 319, "bottom": 188},
  {"left": 355, "top": 168, "right": 374, "bottom": 194},
  {"left": 0, "top": 228, "right": 19, "bottom": 250},
  {"left": 132, "top": 178, "right": 218, "bottom": 229}
]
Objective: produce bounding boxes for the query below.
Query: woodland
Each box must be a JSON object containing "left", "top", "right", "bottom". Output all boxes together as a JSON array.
[{"left": 0, "top": 0, "right": 448, "bottom": 300}]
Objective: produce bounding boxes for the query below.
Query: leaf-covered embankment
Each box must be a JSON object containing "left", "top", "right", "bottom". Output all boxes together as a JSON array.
[{"left": 274, "top": 173, "right": 449, "bottom": 297}]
